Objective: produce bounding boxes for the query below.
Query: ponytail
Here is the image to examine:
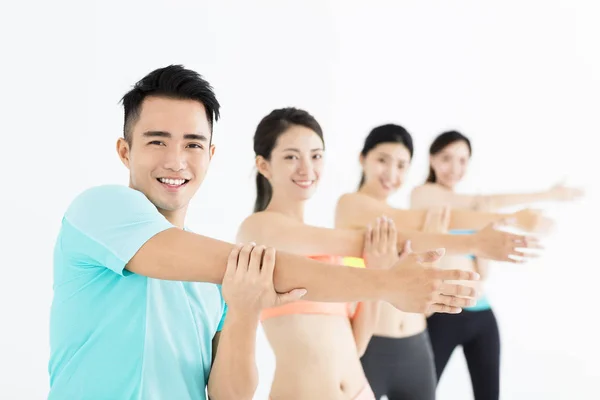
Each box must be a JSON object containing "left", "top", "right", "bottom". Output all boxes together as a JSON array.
[
  {"left": 426, "top": 166, "right": 437, "bottom": 183},
  {"left": 358, "top": 173, "right": 366, "bottom": 189},
  {"left": 254, "top": 173, "right": 273, "bottom": 212}
]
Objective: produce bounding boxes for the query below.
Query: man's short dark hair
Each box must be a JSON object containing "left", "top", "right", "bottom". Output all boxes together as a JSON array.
[{"left": 120, "top": 65, "right": 221, "bottom": 144}]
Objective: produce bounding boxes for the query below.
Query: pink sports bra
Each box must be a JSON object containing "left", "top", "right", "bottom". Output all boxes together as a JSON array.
[{"left": 260, "top": 255, "right": 362, "bottom": 321}]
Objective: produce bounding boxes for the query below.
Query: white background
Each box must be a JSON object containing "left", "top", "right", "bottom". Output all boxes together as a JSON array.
[{"left": 1, "top": 1, "right": 599, "bottom": 399}]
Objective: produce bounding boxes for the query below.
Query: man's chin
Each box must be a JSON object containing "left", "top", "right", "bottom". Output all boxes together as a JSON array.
[{"left": 150, "top": 196, "right": 190, "bottom": 213}]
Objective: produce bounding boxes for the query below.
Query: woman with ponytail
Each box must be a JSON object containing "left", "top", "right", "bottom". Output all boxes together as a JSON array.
[
  {"left": 335, "top": 124, "right": 438, "bottom": 400},
  {"left": 238, "top": 108, "right": 406, "bottom": 400},
  {"left": 410, "top": 130, "right": 583, "bottom": 400}
]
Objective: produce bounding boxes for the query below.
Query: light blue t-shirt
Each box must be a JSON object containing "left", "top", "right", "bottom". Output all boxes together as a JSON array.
[{"left": 48, "top": 185, "right": 227, "bottom": 400}]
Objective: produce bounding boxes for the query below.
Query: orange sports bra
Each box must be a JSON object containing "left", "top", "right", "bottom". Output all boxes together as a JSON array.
[{"left": 259, "top": 255, "right": 366, "bottom": 322}]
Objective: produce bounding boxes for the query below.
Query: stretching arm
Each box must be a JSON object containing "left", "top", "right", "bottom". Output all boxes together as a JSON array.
[
  {"left": 128, "top": 228, "right": 386, "bottom": 302},
  {"left": 236, "top": 211, "right": 480, "bottom": 259},
  {"left": 411, "top": 183, "right": 583, "bottom": 211},
  {"left": 335, "top": 192, "right": 511, "bottom": 231},
  {"left": 62, "top": 185, "right": 510, "bottom": 307}
]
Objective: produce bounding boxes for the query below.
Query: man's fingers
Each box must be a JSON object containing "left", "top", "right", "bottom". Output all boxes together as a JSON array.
[
  {"left": 277, "top": 288, "right": 308, "bottom": 305},
  {"left": 433, "top": 268, "right": 480, "bottom": 282},
  {"left": 237, "top": 243, "right": 255, "bottom": 272},
  {"left": 248, "top": 245, "right": 265, "bottom": 274},
  {"left": 261, "top": 247, "right": 277, "bottom": 279},
  {"left": 225, "top": 244, "right": 243, "bottom": 278}
]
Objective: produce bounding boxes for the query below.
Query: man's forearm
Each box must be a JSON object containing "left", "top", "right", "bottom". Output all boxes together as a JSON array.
[
  {"left": 273, "top": 252, "right": 387, "bottom": 302},
  {"left": 128, "top": 228, "right": 388, "bottom": 302},
  {"left": 207, "top": 312, "right": 259, "bottom": 400}
]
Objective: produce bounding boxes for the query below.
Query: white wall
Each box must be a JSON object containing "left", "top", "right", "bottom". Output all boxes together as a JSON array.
[{"left": 1, "top": 1, "right": 599, "bottom": 399}]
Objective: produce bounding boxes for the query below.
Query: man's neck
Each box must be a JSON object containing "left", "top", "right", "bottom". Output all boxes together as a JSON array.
[{"left": 158, "top": 208, "right": 187, "bottom": 229}]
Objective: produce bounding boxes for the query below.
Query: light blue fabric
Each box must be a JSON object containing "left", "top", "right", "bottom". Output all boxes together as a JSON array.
[
  {"left": 447, "top": 229, "right": 491, "bottom": 311},
  {"left": 464, "top": 295, "right": 491, "bottom": 311},
  {"left": 447, "top": 229, "right": 476, "bottom": 260},
  {"left": 48, "top": 185, "right": 227, "bottom": 400}
]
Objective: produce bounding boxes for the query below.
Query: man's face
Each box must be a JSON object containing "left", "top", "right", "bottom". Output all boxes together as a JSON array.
[{"left": 117, "top": 96, "right": 214, "bottom": 216}]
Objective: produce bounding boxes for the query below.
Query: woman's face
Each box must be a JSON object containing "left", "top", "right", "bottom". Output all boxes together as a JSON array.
[
  {"left": 258, "top": 125, "right": 325, "bottom": 202},
  {"left": 430, "top": 140, "right": 471, "bottom": 189},
  {"left": 361, "top": 142, "right": 412, "bottom": 199}
]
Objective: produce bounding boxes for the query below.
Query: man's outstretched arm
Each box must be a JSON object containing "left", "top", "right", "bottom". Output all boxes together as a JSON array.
[
  {"left": 64, "top": 185, "right": 477, "bottom": 313},
  {"left": 127, "top": 228, "right": 388, "bottom": 303},
  {"left": 127, "top": 227, "right": 484, "bottom": 314}
]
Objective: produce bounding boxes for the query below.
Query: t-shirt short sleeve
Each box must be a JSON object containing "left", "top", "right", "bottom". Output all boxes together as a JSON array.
[
  {"left": 62, "top": 185, "right": 175, "bottom": 276},
  {"left": 216, "top": 285, "right": 227, "bottom": 332}
]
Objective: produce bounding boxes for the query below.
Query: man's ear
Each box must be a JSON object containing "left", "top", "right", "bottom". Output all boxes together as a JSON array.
[
  {"left": 117, "top": 138, "right": 131, "bottom": 169},
  {"left": 209, "top": 144, "right": 216, "bottom": 160}
]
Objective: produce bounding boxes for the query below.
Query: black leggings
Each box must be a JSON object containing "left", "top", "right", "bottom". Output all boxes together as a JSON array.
[
  {"left": 360, "top": 331, "right": 437, "bottom": 400},
  {"left": 427, "top": 308, "right": 501, "bottom": 400}
]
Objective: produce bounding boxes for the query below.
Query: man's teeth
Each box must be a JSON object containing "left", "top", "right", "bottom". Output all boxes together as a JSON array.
[{"left": 159, "top": 178, "right": 186, "bottom": 186}]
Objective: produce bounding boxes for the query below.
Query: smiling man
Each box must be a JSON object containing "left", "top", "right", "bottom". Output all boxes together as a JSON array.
[{"left": 48, "top": 65, "right": 536, "bottom": 400}]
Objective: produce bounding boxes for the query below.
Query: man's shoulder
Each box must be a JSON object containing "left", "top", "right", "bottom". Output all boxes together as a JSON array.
[
  {"left": 70, "top": 184, "right": 143, "bottom": 206},
  {"left": 65, "top": 185, "right": 151, "bottom": 220}
]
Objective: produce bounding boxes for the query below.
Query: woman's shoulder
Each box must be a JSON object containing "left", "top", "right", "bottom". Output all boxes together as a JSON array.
[{"left": 236, "top": 210, "right": 296, "bottom": 242}]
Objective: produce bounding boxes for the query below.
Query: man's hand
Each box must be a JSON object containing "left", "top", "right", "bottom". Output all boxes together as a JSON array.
[
  {"left": 382, "top": 241, "right": 478, "bottom": 314},
  {"left": 363, "top": 216, "right": 399, "bottom": 269},
  {"left": 222, "top": 244, "right": 307, "bottom": 317}
]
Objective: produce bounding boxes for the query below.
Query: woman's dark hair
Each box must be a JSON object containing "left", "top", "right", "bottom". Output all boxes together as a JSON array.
[
  {"left": 426, "top": 130, "right": 472, "bottom": 183},
  {"left": 358, "top": 124, "right": 414, "bottom": 188},
  {"left": 253, "top": 107, "right": 324, "bottom": 213}
]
